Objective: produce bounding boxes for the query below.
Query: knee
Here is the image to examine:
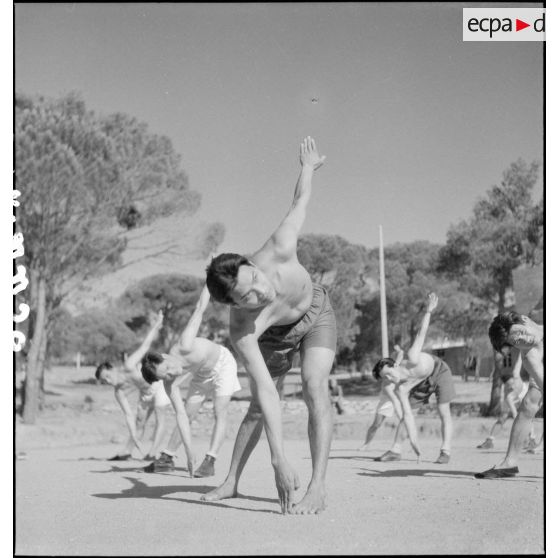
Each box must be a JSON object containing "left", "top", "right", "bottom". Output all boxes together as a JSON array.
[
  {"left": 520, "top": 398, "right": 539, "bottom": 419},
  {"left": 303, "top": 379, "right": 330, "bottom": 409},
  {"left": 246, "top": 400, "right": 263, "bottom": 420}
]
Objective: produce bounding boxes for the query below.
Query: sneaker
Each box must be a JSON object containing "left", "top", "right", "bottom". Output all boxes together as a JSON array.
[
  {"left": 373, "top": 450, "right": 402, "bottom": 462},
  {"left": 524, "top": 437, "right": 537, "bottom": 452},
  {"left": 143, "top": 453, "right": 175, "bottom": 473},
  {"left": 434, "top": 450, "right": 450, "bottom": 464},
  {"left": 476, "top": 438, "right": 494, "bottom": 449},
  {"left": 108, "top": 453, "right": 132, "bottom": 461},
  {"left": 194, "top": 455, "right": 216, "bottom": 478}
]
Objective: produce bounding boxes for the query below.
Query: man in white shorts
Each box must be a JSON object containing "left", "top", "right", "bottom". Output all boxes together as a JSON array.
[
  {"left": 358, "top": 345, "right": 404, "bottom": 451},
  {"left": 141, "top": 285, "right": 241, "bottom": 478},
  {"left": 95, "top": 310, "right": 170, "bottom": 460}
]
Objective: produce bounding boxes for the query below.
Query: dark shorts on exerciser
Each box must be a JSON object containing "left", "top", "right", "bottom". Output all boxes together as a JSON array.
[
  {"left": 409, "top": 356, "right": 455, "bottom": 406},
  {"left": 258, "top": 283, "right": 337, "bottom": 378}
]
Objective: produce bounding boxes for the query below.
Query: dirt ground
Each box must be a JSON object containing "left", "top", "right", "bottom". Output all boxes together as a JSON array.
[
  {"left": 16, "top": 438, "right": 544, "bottom": 556},
  {"left": 15, "top": 366, "right": 545, "bottom": 555}
]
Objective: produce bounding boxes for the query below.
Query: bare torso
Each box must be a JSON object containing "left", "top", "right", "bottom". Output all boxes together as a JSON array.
[
  {"left": 399, "top": 353, "right": 436, "bottom": 389},
  {"left": 170, "top": 337, "right": 222, "bottom": 378},
  {"left": 231, "top": 249, "right": 313, "bottom": 338}
]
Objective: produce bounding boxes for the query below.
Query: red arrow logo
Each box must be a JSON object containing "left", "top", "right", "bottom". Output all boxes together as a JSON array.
[{"left": 516, "top": 19, "right": 530, "bottom": 31}]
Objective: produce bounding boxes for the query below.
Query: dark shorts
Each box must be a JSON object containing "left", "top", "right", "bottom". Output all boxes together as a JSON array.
[
  {"left": 409, "top": 356, "right": 455, "bottom": 406},
  {"left": 258, "top": 284, "right": 337, "bottom": 378}
]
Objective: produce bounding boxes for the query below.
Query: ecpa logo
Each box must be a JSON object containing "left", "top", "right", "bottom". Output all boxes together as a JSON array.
[{"left": 463, "top": 8, "right": 545, "bottom": 42}]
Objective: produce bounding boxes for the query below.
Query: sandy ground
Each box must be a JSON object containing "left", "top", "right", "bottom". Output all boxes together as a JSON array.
[
  {"left": 16, "top": 437, "right": 543, "bottom": 556},
  {"left": 15, "top": 367, "right": 545, "bottom": 555}
]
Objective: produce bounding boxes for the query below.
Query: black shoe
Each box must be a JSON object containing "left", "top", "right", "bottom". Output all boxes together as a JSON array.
[
  {"left": 108, "top": 454, "right": 132, "bottom": 461},
  {"left": 194, "top": 455, "right": 216, "bottom": 478},
  {"left": 476, "top": 438, "right": 494, "bottom": 449},
  {"left": 373, "top": 450, "right": 402, "bottom": 462},
  {"left": 474, "top": 466, "right": 519, "bottom": 479},
  {"left": 434, "top": 450, "right": 450, "bottom": 464},
  {"left": 143, "top": 453, "right": 175, "bottom": 473}
]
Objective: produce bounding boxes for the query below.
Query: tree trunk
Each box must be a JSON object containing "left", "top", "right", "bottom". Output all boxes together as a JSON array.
[
  {"left": 23, "top": 275, "right": 47, "bottom": 424},
  {"left": 38, "top": 333, "right": 48, "bottom": 410}
]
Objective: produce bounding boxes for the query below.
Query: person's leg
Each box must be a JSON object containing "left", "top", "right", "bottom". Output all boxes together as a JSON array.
[
  {"left": 291, "top": 346, "right": 335, "bottom": 514},
  {"left": 434, "top": 402, "right": 452, "bottom": 463},
  {"left": 359, "top": 413, "right": 386, "bottom": 450},
  {"left": 207, "top": 394, "right": 233, "bottom": 457},
  {"left": 497, "top": 387, "right": 542, "bottom": 468},
  {"left": 194, "top": 394, "right": 233, "bottom": 478},
  {"left": 202, "top": 376, "right": 284, "bottom": 501},
  {"left": 120, "top": 400, "right": 151, "bottom": 456},
  {"left": 476, "top": 386, "right": 542, "bottom": 477},
  {"left": 478, "top": 415, "right": 506, "bottom": 449},
  {"left": 145, "top": 389, "right": 206, "bottom": 471},
  {"left": 390, "top": 419, "right": 408, "bottom": 454},
  {"left": 146, "top": 405, "right": 168, "bottom": 457}
]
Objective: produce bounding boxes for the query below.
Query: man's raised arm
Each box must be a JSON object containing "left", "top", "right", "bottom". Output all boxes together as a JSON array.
[
  {"left": 125, "top": 310, "right": 164, "bottom": 370},
  {"left": 175, "top": 285, "right": 211, "bottom": 355},
  {"left": 261, "top": 137, "right": 326, "bottom": 259},
  {"left": 407, "top": 293, "right": 438, "bottom": 364}
]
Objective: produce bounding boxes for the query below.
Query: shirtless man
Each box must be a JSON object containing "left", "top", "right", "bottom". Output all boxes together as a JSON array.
[
  {"left": 95, "top": 310, "right": 170, "bottom": 460},
  {"left": 358, "top": 346, "right": 404, "bottom": 452},
  {"left": 372, "top": 293, "right": 455, "bottom": 464},
  {"left": 475, "top": 312, "right": 543, "bottom": 478},
  {"left": 202, "top": 137, "right": 336, "bottom": 514},
  {"left": 140, "top": 285, "right": 241, "bottom": 478},
  {"left": 476, "top": 346, "right": 534, "bottom": 450}
]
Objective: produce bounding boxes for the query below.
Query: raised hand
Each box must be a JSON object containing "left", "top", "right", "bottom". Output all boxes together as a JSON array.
[
  {"left": 426, "top": 293, "right": 438, "bottom": 313},
  {"left": 299, "top": 136, "right": 326, "bottom": 170},
  {"left": 148, "top": 309, "right": 165, "bottom": 329}
]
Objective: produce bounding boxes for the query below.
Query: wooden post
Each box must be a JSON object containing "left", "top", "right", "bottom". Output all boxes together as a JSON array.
[{"left": 379, "top": 225, "right": 389, "bottom": 358}]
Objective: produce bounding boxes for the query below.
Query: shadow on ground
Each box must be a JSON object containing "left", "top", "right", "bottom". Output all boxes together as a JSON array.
[
  {"left": 92, "top": 476, "right": 279, "bottom": 514},
  {"left": 356, "top": 468, "right": 542, "bottom": 482}
]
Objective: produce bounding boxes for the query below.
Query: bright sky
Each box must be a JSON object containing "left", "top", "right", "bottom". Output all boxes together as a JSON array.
[{"left": 15, "top": 2, "right": 543, "bottom": 254}]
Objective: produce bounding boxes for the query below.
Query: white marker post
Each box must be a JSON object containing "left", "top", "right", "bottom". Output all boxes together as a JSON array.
[{"left": 378, "top": 225, "right": 389, "bottom": 358}]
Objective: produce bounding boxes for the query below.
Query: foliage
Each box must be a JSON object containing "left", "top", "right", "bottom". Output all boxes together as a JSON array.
[
  {"left": 117, "top": 274, "right": 230, "bottom": 351},
  {"left": 438, "top": 159, "right": 542, "bottom": 310},
  {"left": 15, "top": 91, "right": 222, "bottom": 422},
  {"left": 298, "top": 234, "right": 369, "bottom": 358}
]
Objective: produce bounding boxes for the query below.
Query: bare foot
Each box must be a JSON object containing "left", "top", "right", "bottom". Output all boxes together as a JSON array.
[
  {"left": 290, "top": 486, "right": 327, "bottom": 515},
  {"left": 201, "top": 481, "right": 238, "bottom": 502}
]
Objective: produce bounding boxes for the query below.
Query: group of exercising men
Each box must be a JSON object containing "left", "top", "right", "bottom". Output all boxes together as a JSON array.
[{"left": 96, "top": 137, "right": 544, "bottom": 514}]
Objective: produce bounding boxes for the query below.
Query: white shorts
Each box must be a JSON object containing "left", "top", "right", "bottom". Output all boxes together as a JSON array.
[
  {"left": 139, "top": 380, "right": 171, "bottom": 408},
  {"left": 187, "top": 346, "right": 241, "bottom": 404},
  {"left": 375, "top": 390, "right": 395, "bottom": 418}
]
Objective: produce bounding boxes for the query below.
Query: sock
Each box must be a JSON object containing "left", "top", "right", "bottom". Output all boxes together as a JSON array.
[
  {"left": 391, "top": 444, "right": 402, "bottom": 454},
  {"left": 205, "top": 453, "right": 217, "bottom": 461}
]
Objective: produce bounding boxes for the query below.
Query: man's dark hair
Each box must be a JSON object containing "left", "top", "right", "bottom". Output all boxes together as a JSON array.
[
  {"left": 95, "top": 361, "right": 113, "bottom": 380},
  {"left": 206, "top": 253, "right": 251, "bottom": 304},
  {"left": 141, "top": 351, "right": 164, "bottom": 384},
  {"left": 488, "top": 312, "right": 523, "bottom": 353},
  {"left": 372, "top": 357, "right": 396, "bottom": 381}
]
